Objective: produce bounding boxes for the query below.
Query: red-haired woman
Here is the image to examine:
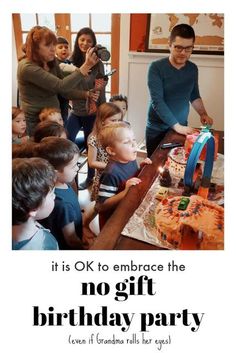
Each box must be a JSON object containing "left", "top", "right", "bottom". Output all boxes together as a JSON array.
[{"left": 17, "top": 26, "right": 98, "bottom": 135}]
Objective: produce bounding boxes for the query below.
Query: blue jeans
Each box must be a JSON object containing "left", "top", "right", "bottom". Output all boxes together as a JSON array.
[{"left": 66, "top": 112, "right": 96, "bottom": 180}]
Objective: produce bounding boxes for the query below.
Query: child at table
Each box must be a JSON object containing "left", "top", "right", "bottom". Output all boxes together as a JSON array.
[
  {"left": 39, "top": 107, "right": 64, "bottom": 126},
  {"left": 12, "top": 107, "right": 29, "bottom": 144},
  {"left": 88, "top": 102, "right": 123, "bottom": 201},
  {"left": 95, "top": 122, "right": 152, "bottom": 228},
  {"left": 83, "top": 102, "right": 123, "bottom": 228},
  {"left": 36, "top": 137, "right": 95, "bottom": 249},
  {"left": 12, "top": 157, "right": 58, "bottom": 250}
]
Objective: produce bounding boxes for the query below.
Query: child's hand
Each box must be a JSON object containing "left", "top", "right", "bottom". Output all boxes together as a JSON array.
[
  {"left": 125, "top": 177, "right": 141, "bottom": 189},
  {"left": 82, "top": 226, "right": 96, "bottom": 249},
  {"left": 140, "top": 157, "right": 152, "bottom": 168}
]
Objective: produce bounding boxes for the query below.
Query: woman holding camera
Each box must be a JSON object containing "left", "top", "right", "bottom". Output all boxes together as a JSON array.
[
  {"left": 66, "top": 27, "right": 106, "bottom": 190},
  {"left": 17, "top": 26, "right": 98, "bottom": 136}
]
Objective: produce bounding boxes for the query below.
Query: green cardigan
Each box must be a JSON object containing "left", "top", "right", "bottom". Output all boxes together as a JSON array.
[{"left": 17, "top": 58, "right": 86, "bottom": 119}]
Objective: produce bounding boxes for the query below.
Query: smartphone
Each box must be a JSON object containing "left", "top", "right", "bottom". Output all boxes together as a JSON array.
[
  {"left": 96, "top": 69, "right": 117, "bottom": 80},
  {"left": 160, "top": 142, "right": 183, "bottom": 149},
  {"left": 105, "top": 68, "right": 116, "bottom": 77}
]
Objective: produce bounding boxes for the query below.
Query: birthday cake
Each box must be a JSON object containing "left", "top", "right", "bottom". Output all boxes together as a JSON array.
[
  {"left": 166, "top": 147, "right": 187, "bottom": 178},
  {"left": 155, "top": 195, "right": 224, "bottom": 250}
]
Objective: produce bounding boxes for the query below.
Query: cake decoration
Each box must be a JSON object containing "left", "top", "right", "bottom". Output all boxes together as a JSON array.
[
  {"left": 166, "top": 147, "right": 187, "bottom": 178},
  {"left": 184, "top": 127, "right": 215, "bottom": 199},
  {"left": 185, "top": 130, "right": 219, "bottom": 161},
  {"left": 155, "top": 195, "right": 224, "bottom": 250},
  {"left": 159, "top": 167, "right": 172, "bottom": 187}
]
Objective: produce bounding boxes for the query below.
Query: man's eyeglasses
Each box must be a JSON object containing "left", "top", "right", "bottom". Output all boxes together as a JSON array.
[{"left": 173, "top": 45, "right": 194, "bottom": 53}]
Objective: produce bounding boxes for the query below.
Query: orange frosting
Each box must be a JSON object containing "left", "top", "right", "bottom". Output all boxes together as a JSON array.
[{"left": 155, "top": 195, "right": 224, "bottom": 250}]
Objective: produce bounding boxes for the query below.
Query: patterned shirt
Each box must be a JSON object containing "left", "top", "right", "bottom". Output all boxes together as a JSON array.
[{"left": 88, "top": 133, "right": 109, "bottom": 201}]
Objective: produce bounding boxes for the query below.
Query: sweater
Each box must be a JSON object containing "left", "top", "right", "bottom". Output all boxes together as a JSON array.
[
  {"left": 17, "top": 58, "right": 86, "bottom": 119},
  {"left": 147, "top": 57, "right": 200, "bottom": 132}
]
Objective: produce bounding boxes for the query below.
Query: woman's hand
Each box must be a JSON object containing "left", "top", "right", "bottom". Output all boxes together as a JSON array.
[
  {"left": 80, "top": 47, "right": 99, "bottom": 76},
  {"left": 85, "top": 47, "right": 100, "bottom": 68},
  {"left": 87, "top": 90, "right": 100, "bottom": 102}
]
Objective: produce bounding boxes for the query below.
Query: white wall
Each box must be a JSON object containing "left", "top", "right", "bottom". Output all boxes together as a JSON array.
[{"left": 119, "top": 14, "right": 224, "bottom": 143}]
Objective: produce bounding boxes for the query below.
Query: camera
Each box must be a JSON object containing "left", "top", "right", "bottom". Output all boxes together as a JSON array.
[{"left": 94, "top": 45, "right": 110, "bottom": 61}]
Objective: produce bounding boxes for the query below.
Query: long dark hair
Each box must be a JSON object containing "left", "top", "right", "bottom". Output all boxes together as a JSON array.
[{"left": 71, "top": 27, "right": 97, "bottom": 67}]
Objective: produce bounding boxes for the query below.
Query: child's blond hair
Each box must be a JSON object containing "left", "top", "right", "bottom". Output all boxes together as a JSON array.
[
  {"left": 98, "top": 121, "right": 131, "bottom": 150},
  {"left": 39, "top": 107, "right": 61, "bottom": 122}
]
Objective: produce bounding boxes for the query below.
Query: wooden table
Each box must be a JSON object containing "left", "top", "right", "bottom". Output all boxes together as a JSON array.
[{"left": 91, "top": 130, "right": 224, "bottom": 250}]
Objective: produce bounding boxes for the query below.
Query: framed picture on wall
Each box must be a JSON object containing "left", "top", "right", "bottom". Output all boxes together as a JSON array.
[{"left": 145, "top": 13, "right": 224, "bottom": 55}]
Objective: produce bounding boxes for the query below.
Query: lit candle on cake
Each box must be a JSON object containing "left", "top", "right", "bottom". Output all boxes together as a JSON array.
[
  {"left": 158, "top": 166, "right": 164, "bottom": 174},
  {"left": 159, "top": 167, "right": 172, "bottom": 187}
]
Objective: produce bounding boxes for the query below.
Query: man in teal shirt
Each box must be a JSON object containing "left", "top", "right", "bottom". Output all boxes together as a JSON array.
[{"left": 146, "top": 24, "right": 213, "bottom": 157}]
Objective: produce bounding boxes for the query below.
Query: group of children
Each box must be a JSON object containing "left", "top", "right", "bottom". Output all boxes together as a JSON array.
[{"left": 12, "top": 36, "right": 152, "bottom": 251}]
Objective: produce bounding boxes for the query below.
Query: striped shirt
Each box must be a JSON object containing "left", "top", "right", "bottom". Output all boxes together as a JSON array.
[{"left": 98, "top": 160, "right": 139, "bottom": 203}]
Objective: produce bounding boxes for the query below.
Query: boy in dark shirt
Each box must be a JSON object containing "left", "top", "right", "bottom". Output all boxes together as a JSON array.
[
  {"left": 12, "top": 157, "right": 58, "bottom": 250},
  {"left": 37, "top": 137, "right": 94, "bottom": 249},
  {"left": 96, "top": 122, "right": 152, "bottom": 228}
]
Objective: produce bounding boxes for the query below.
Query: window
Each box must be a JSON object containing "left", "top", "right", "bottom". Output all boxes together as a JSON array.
[{"left": 19, "top": 14, "right": 55, "bottom": 44}]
